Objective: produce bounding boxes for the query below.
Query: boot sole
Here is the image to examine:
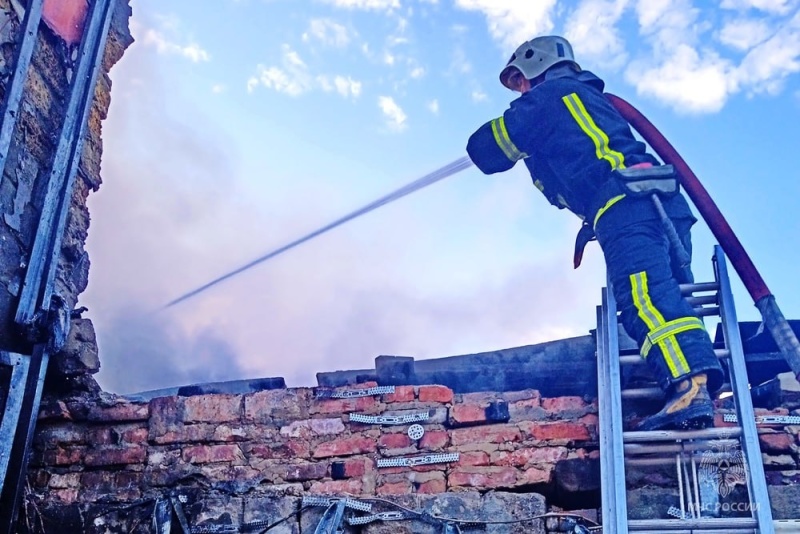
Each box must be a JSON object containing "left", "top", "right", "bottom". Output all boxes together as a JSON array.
[{"left": 637, "top": 402, "right": 714, "bottom": 431}]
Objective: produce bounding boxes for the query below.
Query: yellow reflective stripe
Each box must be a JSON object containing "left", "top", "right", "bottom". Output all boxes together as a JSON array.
[
  {"left": 556, "top": 194, "right": 570, "bottom": 208},
  {"left": 533, "top": 179, "right": 545, "bottom": 192},
  {"left": 593, "top": 194, "right": 626, "bottom": 228},
  {"left": 490, "top": 117, "right": 527, "bottom": 162},
  {"left": 630, "top": 272, "right": 692, "bottom": 378},
  {"left": 641, "top": 317, "right": 706, "bottom": 357},
  {"left": 562, "top": 93, "right": 626, "bottom": 170}
]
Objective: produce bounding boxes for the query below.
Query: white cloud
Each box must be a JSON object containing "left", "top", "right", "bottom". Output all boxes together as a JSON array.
[
  {"left": 321, "top": 0, "right": 399, "bottom": 10},
  {"left": 471, "top": 89, "right": 488, "bottom": 102},
  {"left": 383, "top": 51, "right": 396, "bottom": 65},
  {"left": 410, "top": 66, "right": 425, "bottom": 78},
  {"left": 211, "top": 84, "right": 226, "bottom": 94},
  {"left": 334, "top": 75, "right": 363, "bottom": 98},
  {"left": 635, "top": 0, "right": 703, "bottom": 50},
  {"left": 718, "top": 17, "right": 773, "bottom": 50},
  {"left": 378, "top": 96, "right": 407, "bottom": 130},
  {"left": 721, "top": 0, "right": 794, "bottom": 14},
  {"left": 454, "top": 0, "right": 558, "bottom": 51},
  {"left": 141, "top": 28, "right": 210, "bottom": 62},
  {"left": 248, "top": 45, "right": 311, "bottom": 96},
  {"left": 733, "top": 12, "right": 800, "bottom": 94},
  {"left": 428, "top": 99, "right": 440, "bottom": 114},
  {"left": 565, "top": 0, "right": 630, "bottom": 69},
  {"left": 625, "top": 45, "right": 734, "bottom": 113},
  {"left": 302, "top": 18, "right": 352, "bottom": 47}
]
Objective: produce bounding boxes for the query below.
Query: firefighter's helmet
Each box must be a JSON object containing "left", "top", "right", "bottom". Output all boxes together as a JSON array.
[{"left": 500, "top": 36, "right": 577, "bottom": 90}]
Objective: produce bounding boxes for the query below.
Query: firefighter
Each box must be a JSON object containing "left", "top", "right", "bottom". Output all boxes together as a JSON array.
[{"left": 466, "top": 36, "right": 724, "bottom": 431}]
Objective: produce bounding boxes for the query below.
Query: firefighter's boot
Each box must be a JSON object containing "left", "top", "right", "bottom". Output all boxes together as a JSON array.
[{"left": 637, "top": 373, "right": 714, "bottom": 431}]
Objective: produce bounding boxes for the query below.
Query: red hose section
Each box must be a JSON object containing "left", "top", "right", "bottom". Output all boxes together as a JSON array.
[{"left": 605, "top": 93, "right": 772, "bottom": 303}]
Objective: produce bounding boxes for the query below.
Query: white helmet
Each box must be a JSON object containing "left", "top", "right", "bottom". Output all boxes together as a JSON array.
[{"left": 500, "top": 36, "right": 577, "bottom": 89}]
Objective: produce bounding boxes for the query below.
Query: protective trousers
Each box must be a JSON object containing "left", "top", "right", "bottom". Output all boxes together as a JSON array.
[{"left": 594, "top": 202, "right": 724, "bottom": 393}]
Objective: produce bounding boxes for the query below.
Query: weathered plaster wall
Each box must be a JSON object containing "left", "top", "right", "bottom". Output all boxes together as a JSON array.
[{"left": 0, "top": 0, "right": 132, "bottom": 390}]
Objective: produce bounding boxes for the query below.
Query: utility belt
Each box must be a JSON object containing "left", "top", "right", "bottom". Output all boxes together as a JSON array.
[{"left": 573, "top": 164, "right": 680, "bottom": 268}]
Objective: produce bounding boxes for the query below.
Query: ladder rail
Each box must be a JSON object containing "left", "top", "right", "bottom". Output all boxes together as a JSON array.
[
  {"left": 714, "top": 245, "right": 775, "bottom": 533},
  {"left": 597, "top": 287, "right": 630, "bottom": 534}
]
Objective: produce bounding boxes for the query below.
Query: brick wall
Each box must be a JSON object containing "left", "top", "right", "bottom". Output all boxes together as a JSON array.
[
  {"left": 22, "top": 381, "right": 800, "bottom": 532},
  {"left": 24, "top": 383, "right": 602, "bottom": 532}
]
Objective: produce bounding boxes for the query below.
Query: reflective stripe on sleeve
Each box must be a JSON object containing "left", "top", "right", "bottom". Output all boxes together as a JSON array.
[{"left": 491, "top": 116, "right": 527, "bottom": 162}]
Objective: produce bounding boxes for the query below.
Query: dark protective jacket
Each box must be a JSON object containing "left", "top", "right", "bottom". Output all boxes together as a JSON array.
[{"left": 466, "top": 66, "right": 693, "bottom": 228}]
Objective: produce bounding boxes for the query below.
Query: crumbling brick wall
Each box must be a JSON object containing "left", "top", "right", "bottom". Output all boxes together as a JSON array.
[
  {"left": 23, "top": 381, "right": 800, "bottom": 532},
  {"left": 25, "top": 384, "right": 602, "bottom": 532},
  {"left": 0, "top": 0, "right": 132, "bottom": 391}
]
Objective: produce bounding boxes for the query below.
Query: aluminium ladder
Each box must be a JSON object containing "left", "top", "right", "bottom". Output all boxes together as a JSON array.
[{"left": 597, "top": 245, "right": 775, "bottom": 533}]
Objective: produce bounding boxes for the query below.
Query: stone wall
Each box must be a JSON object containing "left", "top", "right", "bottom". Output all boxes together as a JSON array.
[
  {"left": 0, "top": 0, "right": 132, "bottom": 390},
  {"left": 21, "top": 380, "right": 800, "bottom": 532}
]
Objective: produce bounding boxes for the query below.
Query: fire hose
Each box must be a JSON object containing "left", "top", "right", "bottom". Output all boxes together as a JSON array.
[{"left": 606, "top": 93, "right": 800, "bottom": 382}]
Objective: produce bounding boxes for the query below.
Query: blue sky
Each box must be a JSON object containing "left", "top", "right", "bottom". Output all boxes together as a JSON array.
[{"left": 83, "top": 0, "right": 800, "bottom": 393}]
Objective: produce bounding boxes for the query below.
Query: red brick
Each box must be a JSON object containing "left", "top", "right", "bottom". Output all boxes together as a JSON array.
[
  {"left": 379, "top": 433, "right": 412, "bottom": 450},
  {"left": 450, "top": 404, "right": 487, "bottom": 425},
  {"left": 492, "top": 446, "right": 568, "bottom": 467},
  {"left": 519, "top": 466, "right": 553, "bottom": 485},
  {"left": 377, "top": 480, "right": 412, "bottom": 495},
  {"left": 385, "top": 386, "right": 415, "bottom": 403},
  {"left": 418, "top": 385, "right": 454, "bottom": 404},
  {"left": 314, "top": 396, "right": 378, "bottom": 415},
  {"left": 184, "top": 395, "right": 242, "bottom": 423},
  {"left": 310, "top": 479, "right": 363, "bottom": 495},
  {"left": 245, "top": 389, "right": 310, "bottom": 422},
  {"left": 418, "top": 478, "right": 446, "bottom": 493},
  {"left": 43, "top": 447, "right": 84, "bottom": 466},
  {"left": 344, "top": 457, "right": 372, "bottom": 477},
  {"left": 182, "top": 444, "right": 244, "bottom": 464},
  {"left": 450, "top": 424, "right": 521, "bottom": 446},
  {"left": 313, "top": 436, "right": 376, "bottom": 458},
  {"left": 542, "top": 396, "right": 587, "bottom": 413},
  {"left": 121, "top": 426, "right": 149, "bottom": 444},
  {"left": 284, "top": 463, "right": 327, "bottom": 481},
  {"left": 87, "top": 402, "right": 149, "bottom": 422},
  {"left": 457, "top": 451, "right": 490, "bottom": 467},
  {"left": 759, "top": 432, "right": 795, "bottom": 452},
  {"left": 448, "top": 467, "right": 517, "bottom": 489},
  {"left": 280, "top": 418, "right": 345, "bottom": 438},
  {"left": 420, "top": 430, "right": 449, "bottom": 450},
  {"left": 521, "top": 422, "right": 590, "bottom": 442},
  {"left": 84, "top": 446, "right": 146, "bottom": 467}
]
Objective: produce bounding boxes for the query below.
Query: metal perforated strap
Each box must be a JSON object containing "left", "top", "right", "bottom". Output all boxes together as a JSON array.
[
  {"left": 302, "top": 496, "right": 373, "bottom": 512},
  {"left": 316, "top": 386, "right": 396, "bottom": 399},
  {"left": 348, "top": 511, "right": 415, "bottom": 525},
  {"left": 350, "top": 411, "right": 431, "bottom": 425},
  {"left": 723, "top": 414, "right": 800, "bottom": 425},
  {"left": 377, "top": 453, "right": 460, "bottom": 468}
]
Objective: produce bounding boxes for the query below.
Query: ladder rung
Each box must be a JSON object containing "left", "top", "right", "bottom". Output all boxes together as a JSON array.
[
  {"left": 623, "top": 427, "right": 742, "bottom": 443},
  {"left": 685, "top": 294, "right": 718, "bottom": 306},
  {"left": 619, "top": 348, "right": 730, "bottom": 365},
  {"left": 694, "top": 306, "right": 720, "bottom": 317},
  {"left": 679, "top": 282, "right": 719, "bottom": 295},
  {"left": 629, "top": 517, "right": 757, "bottom": 531},
  {"left": 621, "top": 387, "right": 662, "bottom": 399},
  {"left": 624, "top": 438, "right": 739, "bottom": 455}
]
